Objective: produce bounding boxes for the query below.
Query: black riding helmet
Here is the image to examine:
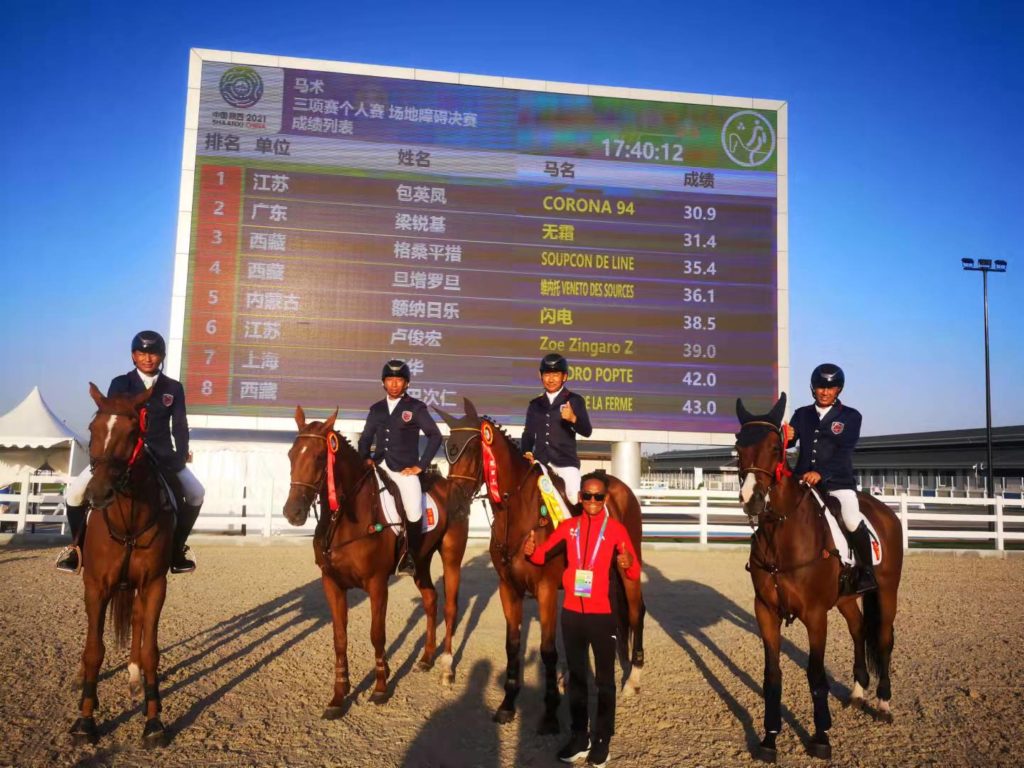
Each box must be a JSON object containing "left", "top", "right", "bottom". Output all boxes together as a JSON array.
[
  {"left": 131, "top": 330, "right": 166, "bottom": 358},
  {"left": 381, "top": 359, "right": 411, "bottom": 381},
  {"left": 810, "top": 363, "right": 845, "bottom": 390},
  {"left": 539, "top": 353, "right": 569, "bottom": 374}
]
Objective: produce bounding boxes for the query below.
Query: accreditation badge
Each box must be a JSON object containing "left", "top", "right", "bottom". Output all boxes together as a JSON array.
[{"left": 573, "top": 569, "right": 594, "bottom": 598}]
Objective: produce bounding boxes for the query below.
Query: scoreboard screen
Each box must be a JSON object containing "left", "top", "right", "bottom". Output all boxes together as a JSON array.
[{"left": 169, "top": 50, "right": 787, "bottom": 440}]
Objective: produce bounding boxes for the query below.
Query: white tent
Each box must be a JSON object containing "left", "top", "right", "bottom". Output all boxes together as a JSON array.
[{"left": 0, "top": 387, "right": 87, "bottom": 486}]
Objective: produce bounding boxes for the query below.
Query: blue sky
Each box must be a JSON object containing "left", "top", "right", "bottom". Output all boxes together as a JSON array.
[{"left": 2, "top": 1, "right": 1021, "bottom": 438}]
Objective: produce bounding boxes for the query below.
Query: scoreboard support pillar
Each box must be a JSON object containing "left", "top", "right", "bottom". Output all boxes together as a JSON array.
[{"left": 611, "top": 441, "right": 641, "bottom": 490}]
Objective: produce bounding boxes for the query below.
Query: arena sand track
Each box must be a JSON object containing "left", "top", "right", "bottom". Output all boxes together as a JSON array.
[{"left": 0, "top": 540, "right": 1021, "bottom": 768}]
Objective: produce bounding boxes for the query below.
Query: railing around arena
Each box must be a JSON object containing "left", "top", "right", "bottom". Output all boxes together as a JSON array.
[{"left": 3, "top": 475, "right": 1023, "bottom": 550}]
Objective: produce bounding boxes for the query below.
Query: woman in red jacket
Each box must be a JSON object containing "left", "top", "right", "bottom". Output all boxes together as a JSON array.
[{"left": 525, "top": 470, "right": 641, "bottom": 768}]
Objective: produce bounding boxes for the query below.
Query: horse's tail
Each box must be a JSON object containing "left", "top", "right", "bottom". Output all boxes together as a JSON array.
[
  {"left": 109, "top": 586, "right": 135, "bottom": 648},
  {"left": 863, "top": 588, "right": 884, "bottom": 678}
]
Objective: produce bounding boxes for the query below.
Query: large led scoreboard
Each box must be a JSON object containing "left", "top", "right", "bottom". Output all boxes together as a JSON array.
[{"left": 169, "top": 49, "right": 788, "bottom": 442}]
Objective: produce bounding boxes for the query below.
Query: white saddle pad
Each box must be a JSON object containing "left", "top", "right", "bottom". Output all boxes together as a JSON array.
[
  {"left": 809, "top": 488, "right": 883, "bottom": 566},
  {"left": 377, "top": 485, "right": 402, "bottom": 529},
  {"left": 376, "top": 483, "right": 439, "bottom": 533}
]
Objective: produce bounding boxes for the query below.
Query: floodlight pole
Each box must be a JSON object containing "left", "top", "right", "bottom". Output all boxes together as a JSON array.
[{"left": 961, "top": 258, "right": 1007, "bottom": 502}]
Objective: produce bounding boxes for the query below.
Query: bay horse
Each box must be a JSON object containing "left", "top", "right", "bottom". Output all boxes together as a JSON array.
[
  {"left": 735, "top": 393, "right": 903, "bottom": 762},
  {"left": 476, "top": 415, "right": 646, "bottom": 733},
  {"left": 72, "top": 383, "right": 174, "bottom": 747},
  {"left": 283, "top": 401, "right": 482, "bottom": 717}
]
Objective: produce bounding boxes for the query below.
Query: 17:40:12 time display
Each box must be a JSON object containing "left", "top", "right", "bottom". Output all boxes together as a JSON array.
[{"left": 601, "top": 138, "right": 684, "bottom": 162}]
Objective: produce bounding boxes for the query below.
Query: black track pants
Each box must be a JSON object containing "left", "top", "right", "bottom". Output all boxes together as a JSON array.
[{"left": 561, "top": 609, "right": 617, "bottom": 742}]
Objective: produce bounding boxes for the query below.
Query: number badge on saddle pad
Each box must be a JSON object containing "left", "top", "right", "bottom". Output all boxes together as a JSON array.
[{"left": 831, "top": 421, "right": 844, "bottom": 435}]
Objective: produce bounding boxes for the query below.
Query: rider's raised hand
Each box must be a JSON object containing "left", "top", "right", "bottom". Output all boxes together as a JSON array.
[
  {"left": 524, "top": 529, "right": 536, "bottom": 557},
  {"left": 783, "top": 423, "right": 795, "bottom": 443}
]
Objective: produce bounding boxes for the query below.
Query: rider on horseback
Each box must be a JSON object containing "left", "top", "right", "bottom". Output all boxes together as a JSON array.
[
  {"left": 357, "top": 360, "right": 442, "bottom": 575},
  {"left": 784, "top": 363, "right": 877, "bottom": 594},
  {"left": 56, "top": 331, "right": 204, "bottom": 575},
  {"left": 522, "top": 353, "right": 593, "bottom": 512}
]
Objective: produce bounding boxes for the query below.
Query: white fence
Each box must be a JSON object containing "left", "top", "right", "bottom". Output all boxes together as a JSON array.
[{"left": 3, "top": 473, "right": 1024, "bottom": 552}]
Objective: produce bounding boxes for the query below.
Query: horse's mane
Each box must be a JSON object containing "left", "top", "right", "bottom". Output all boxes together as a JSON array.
[{"left": 482, "top": 416, "right": 525, "bottom": 457}]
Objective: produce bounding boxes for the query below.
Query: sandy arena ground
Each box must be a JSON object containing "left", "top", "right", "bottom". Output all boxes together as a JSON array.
[{"left": 0, "top": 539, "right": 1021, "bottom": 768}]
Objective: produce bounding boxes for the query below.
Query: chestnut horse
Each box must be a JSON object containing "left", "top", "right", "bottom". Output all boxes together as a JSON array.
[
  {"left": 282, "top": 401, "right": 482, "bottom": 716},
  {"left": 71, "top": 383, "right": 174, "bottom": 747},
  {"left": 735, "top": 394, "right": 903, "bottom": 762},
  {"left": 476, "top": 416, "right": 646, "bottom": 733}
]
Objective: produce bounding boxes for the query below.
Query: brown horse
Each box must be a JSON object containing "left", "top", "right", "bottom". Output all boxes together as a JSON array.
[
  {"left": 282, "top": 401, "right": 482, "bottom": 716},
  {"left": 71, "top": 383, "right": 174, "bottom": 747},
  {"left": 476, "top": 415, "right": 646, "bottom": 733},
  {"left": 735, "top": 394, "right": 903, "bottom": 762}
]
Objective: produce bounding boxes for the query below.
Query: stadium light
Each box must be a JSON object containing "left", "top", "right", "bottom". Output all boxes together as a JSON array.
[{"left": 961, "top": 257, "right": 1009, "bottom": 500}]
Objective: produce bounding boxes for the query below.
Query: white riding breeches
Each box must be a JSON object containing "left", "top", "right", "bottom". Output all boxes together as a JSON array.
[
  {"left": 828, "top": 488, "right": 865, "bottom": 532},
  {"left": 379, "top": 462, "right": 422, "bottom": 522},
  {"left": 550, "top": 465, "right": 582, "bottom": 505},
  {"left": 65, "top": 465, "right": 205, "bottom": 507}
]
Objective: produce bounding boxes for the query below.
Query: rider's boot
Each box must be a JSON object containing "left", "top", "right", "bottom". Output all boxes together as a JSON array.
[
  {"left": 849, "top": 522, "right": 878, "bottom": 594},
  {"left": 396, "top": 518, "right": 420, "bottom": 576},
  {"left": 171, "top": 503, "right": 201, "bottom": 574},
  {"left": 56, "top": 504, "right": 87, "bottom": 574}
]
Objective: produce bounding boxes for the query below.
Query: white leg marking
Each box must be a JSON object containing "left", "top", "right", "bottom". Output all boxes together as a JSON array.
[
  {"left": 740, "top": 473, "right": 757, "bottom": 504},
  {"left": 128, "top": 662, "right": 141, "bottom": 695},
  {"left": 878, "top": 699, "right": 891, "bottom": 712},
  {"left": 102, "top": 415, "right": 117, "bottom": 452},
  {"left": 438, "top": 652, "right": 454, "bottom": 685},
  {"left": 622, "top": 666, "right": 642, "bottom": 697},
  {"left": 851, "top": 681, "right": 865, "bottom": 701}
]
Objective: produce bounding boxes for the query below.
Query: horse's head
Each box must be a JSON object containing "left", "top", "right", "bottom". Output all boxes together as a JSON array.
[
  {"left": 284, "top": 405, "right": 338, "bottom": 526},
  {"left": 734, "top": 393, "right": 788, "bottom": 521},
  {"left": 85, "top": 382, "right": 153, "bottom": 509},
  {"left": 434, "top": 397, "right": 483, "bottom": 476}
]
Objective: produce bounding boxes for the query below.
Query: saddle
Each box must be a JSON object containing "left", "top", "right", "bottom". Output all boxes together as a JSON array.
[{"left": 807, "top": 488, "right": 882, "bottom": 596}]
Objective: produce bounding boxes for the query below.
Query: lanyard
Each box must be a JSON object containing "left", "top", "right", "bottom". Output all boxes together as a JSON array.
[{"left": 574, "top": 511, "right": 609, "bottom": 571}]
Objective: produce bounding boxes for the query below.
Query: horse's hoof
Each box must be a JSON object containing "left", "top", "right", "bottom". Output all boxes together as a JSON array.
[
  {"left": 876, "top": 709, "right": 894, "bottom": 724},
  {"left": 621, "top": 683, "right": 639, "bottom": 698},
  {"left": 536, "top": 715, "right": 560, "bottom": 736},
  {"left": 69, "top": 717, "right": 99, "bottom": 746},
  {"left": 844, "top": 695, "right": 865, "bottom": 710},
  {"left": 416, "top": 658, "right": 434, "bottom": 672},
  {"left": 142, "top": 718, "right": 168, "bottom": 749},
  {"left": 369, "top": 690, "right": 389, "bottom": 705},
  {"left": 493, "top": 708, "right": 516, "bottom": 725},
  {"left": 806, "top": 733, "right": 831, "bottom": 760},
  {"left": 321, "top": 706, "right": 345, "bottom": 720},
  {"left": 441, "top": 672, "right": 454, "bottom": 687}
]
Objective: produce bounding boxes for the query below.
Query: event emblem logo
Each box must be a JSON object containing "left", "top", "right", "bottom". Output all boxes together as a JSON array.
[
  {"left": 219, "top": 67, "right": 264, "bottom": 109},
  {"left": 721, "top": 110, "right": 776, "bottom": 168},
  {"left": 831, "top": 421, "right": 845, "bottom": 435}
]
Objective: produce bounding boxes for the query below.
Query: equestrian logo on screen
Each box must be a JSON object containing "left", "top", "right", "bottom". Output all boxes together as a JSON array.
[
  {"left": 721, "top": 110, "right": 776, "bottom": 168},
  {"left": 219, "top": 66, "right": 264, "bottom": 109}
]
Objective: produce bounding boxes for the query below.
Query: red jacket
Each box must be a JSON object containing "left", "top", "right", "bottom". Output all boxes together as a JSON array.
[{"left": 528, "top": 508, "right": 641, "bottom": 614}]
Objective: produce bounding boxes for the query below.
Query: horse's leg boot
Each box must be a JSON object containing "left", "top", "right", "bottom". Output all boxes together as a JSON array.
[
  {"left": 171, "top": 503, "right": 202, "bottom": 574},
  {"left": 850, "top": 523, "right": 878, "bottom": 594},
  {"left": 56, "top": 504, "right": 87, "bottom": 574}
]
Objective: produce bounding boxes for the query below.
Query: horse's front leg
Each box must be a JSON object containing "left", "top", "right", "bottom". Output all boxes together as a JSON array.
[
  {"left": 837, "top": 598, "right": 868, "bottom": 708},
  {"left": 437, "top": 524, "right": 468, "bottom": 686},
  {"left": 494, "top": 579, "right": 524, "bottom": 724},
  {"left": 804, "top": 609, "right": 832, "bottom": 760},
  {"left": 414, "top": 553, "right": 438, "bottom": 673},
  {"left": 620, "top": 573, "right": 646, "bottom": 697},
  {"left": 368, "top": 573, "right": 391, "bottom": 704},
  {"left": 128, "top": 589, "right": 144, "bottom": 699},
  {"left": 139, "top": 577, "right": 169, "bottom": 748},
  {"left": 536, "top": 577, "right": 561, "bottom": 735},
  {"left": 753, "top": 597, "right": 783, "bottom": 762},
  {"left": 320, "top": 573, "right": 350, "bottom": 719},
  {"left": 71, "top": 582, "right": 109, "bottom": 745}
]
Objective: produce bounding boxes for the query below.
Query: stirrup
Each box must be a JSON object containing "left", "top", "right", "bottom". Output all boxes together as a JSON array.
[{"left": 55, "top": 545, "right": 82, "bottom": 575}]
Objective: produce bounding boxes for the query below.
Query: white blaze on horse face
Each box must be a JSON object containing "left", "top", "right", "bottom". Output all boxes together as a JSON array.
[
  {"left": 740, "top": 472, "right": 758, "bottom": 504},
  {"left": 102, "top": 415, "right": 117, "bottom": 453}
]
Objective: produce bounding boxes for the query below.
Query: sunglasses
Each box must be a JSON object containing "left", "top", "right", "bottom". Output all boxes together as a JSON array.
[{"left": 580, "top": 492, "right": 606, "bottom": 502}]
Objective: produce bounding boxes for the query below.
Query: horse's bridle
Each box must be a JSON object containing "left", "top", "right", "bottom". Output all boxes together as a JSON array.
[
  {"left": 445, "top": 426, "right": 482, "bottom": 484},
  {"left": 289, "top": 432, "right": 330, "bottom": 497}
]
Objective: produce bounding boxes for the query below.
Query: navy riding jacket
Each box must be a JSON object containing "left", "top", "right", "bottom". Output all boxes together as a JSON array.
[
  {"left": 787, "top": 400, "right": 862, "bottom": 491},
  {"left": 357, "top": 394, "right": 442, "bottom": 472},
  {"left": 521, "top": 389, "right": 592, "bottom": 469},
  {"left": 107, "top": 370, "right": 190, "bottom": 472}
]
